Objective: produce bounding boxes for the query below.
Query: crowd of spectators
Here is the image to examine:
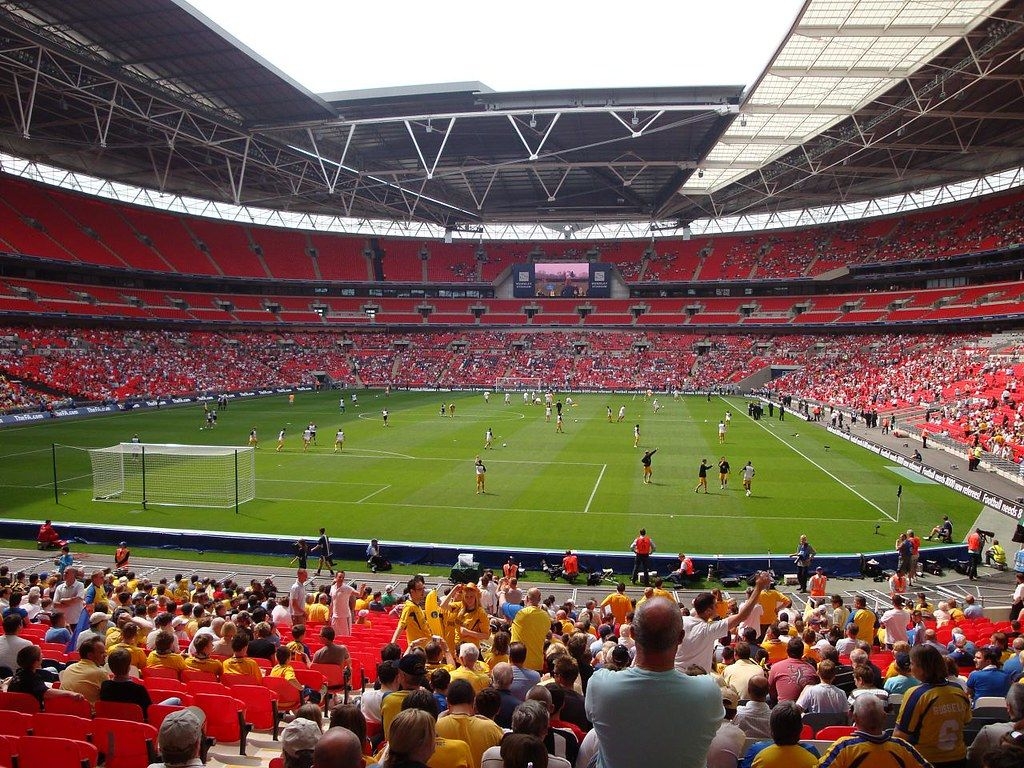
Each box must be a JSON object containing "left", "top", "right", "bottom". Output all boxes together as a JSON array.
[{"left": 2, "top": 560, "right": 1024, "bottom": 768}]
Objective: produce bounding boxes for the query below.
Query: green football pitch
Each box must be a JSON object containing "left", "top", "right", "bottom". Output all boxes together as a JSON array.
[{"left": 0, "top": 391, "right": 980, "bottom": 557}]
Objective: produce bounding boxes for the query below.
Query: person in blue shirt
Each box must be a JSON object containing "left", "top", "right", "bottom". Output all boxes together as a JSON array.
[
  {"left": 54, "top": 545, "right": 74, "bottom": 576},
  {"left": 966, "top": 646, "right": 1012, "bottom": 703}
]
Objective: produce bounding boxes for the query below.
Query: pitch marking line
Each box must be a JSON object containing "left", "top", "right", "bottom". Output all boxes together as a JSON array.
[
  {"left": 723, "top": 396, "right": 897, "bottom": 523},
  {"left": 356, "top": 485, "right": 391, "bottom": 503},
  {"left": 276, "top": 452, "right": 602, "bottom": 467},
  {"left": 584, "top": 464, "right": 607, "bottom": 515},
  {"left": 0, "top": 447, "right": 52, "bottom": 460},
  {"left": 256, "top": 494, "right": 877, "bottom": 523}
]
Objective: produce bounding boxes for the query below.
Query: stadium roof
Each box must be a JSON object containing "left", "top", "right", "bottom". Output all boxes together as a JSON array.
[{"left": 0, "top": 0, "right": 1022, "bottom": 232}]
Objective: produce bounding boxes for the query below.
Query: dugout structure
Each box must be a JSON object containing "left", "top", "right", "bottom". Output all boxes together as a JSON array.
[{"left": 54, "top": 442, "right": 255, "bottom": 513}]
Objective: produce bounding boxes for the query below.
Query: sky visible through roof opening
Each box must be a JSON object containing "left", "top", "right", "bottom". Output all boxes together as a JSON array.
[{"left": 186, "top": 0, "right": 805, "bottom": 95}]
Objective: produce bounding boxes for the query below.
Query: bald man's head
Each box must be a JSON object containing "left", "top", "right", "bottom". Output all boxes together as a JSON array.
[
  {"left": 313, "top": 727, "right": 362, "bottom": 768},
  {"left": 491, "top": 662, "right": 514, "bottom": 689},
  {"left": 633, "top": 597, "right": 683, "bottom": 654},
  {"left": 526, "top": 587, "right": 542, "bottom": 606}
]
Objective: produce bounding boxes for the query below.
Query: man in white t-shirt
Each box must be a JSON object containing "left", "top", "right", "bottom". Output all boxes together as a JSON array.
[
  {"left": 879, "top": 595, "right": 912, "bottom": 647},
  {"left": 675, "top": 572, "right": 772, "bottom": 672}
]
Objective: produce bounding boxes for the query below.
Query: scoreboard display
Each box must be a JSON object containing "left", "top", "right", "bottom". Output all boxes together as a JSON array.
[{"left": 512, "top": 261, "right": 611, "bottom": 298}]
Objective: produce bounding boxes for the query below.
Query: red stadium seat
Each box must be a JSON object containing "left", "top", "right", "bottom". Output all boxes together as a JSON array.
[
  {"left": 91, "top": 718, "right": 158, "bottom": 768},
  {"left": 16, "top": 735, "right": 98, "bottom": 768},
  {"left": 41, "top": 696, "right": 92, "bottom": 718},
  {"left": 93, "top": 701, "right": 144, "bottom": 722},
  {"left": 193, "top": 693, "right": 252, "bottom": 755},
  {"left": 0, "top": 691, "right": 41, "bottom": 714},
  {"left": 0, "top": 711, "right": 32, "bottom": 736},
  {"left": 30, "top": 712, "right": 93, "bottom": 744}
]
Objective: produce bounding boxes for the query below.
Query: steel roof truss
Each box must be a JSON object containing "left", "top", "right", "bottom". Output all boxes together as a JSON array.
[
  {"left": 459, "top": 168, "right": 499, "bottom": 211},
  {"left": 403, "top": 116, "right": 456, "bottom": 179},
  {"left": 531, "top": 165, "right": 571, "bottom": 202},
  {"left": 508, "top": 112, "right": 560, "bottom": 161},
  {"left": 11, "top": 46, "right": 42, "bottom": 138}
]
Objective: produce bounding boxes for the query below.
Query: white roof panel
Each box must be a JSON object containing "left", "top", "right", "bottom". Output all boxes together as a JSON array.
[{"left": 680, "top": 0, "right": 1010, "bottom": 196}]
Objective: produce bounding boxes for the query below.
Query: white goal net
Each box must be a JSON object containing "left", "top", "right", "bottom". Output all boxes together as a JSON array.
[
  {"left": 88, "top": 443, "right": 256, "bottom": 509},
  {"left": 494, "top": 376, "right": 548, "bottom": 392}
]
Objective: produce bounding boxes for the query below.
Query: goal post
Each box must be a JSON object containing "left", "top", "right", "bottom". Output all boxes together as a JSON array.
[
  {"left": 54, "top": 442, "right": 256, "bottom": 512},
  {"left": 494, "top": 376, "right": 547, "bottom": 392}
]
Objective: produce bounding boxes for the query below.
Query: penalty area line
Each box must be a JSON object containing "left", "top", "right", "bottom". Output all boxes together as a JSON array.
[
  {"left": 724, "top": 396, "right": 897, "bottom": 523},
  {"left": 356, "top": 485, "right": 391, "bottom": 503},
  {"left": 583, "top": 464, "right": 607, "bottom": 515}
]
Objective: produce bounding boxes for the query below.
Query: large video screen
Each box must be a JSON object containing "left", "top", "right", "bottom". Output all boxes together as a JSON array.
[{"left": 512, "top": 262, "right": 611, "bottom": 298}]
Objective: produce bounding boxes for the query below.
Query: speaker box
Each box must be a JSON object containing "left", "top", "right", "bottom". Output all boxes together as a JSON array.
[{"left": 449, "top": 564, "right": 481, "bottom": 584}]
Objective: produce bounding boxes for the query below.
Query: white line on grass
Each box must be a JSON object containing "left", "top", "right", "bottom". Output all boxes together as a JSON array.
[
  {"left": 724, "top": 396, "right": 897, "bottom": 523},
  {"left": 0, "top": 447, "right": 52, "bottom": 460},
  {"left": 584, "top": 464, "right": 607, "bottom": 514},
  {"left": 37, "top": 472, "right": 92, "bottom": 488},
  {"left": 256, "top": 494, "right": 875, "bottom": 523},
  {"left": 274, "top": 451, "right": 603, "bottom": 466},
  {"left": 258, "top": 478, "right": 395, "bottom": 487},
  {"left": 356, "top": 485, "right": 391, "bottom": 503}
]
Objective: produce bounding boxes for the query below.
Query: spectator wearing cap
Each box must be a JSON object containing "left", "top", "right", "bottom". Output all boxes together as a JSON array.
[
  {"left": 74, "top": 611, "right": 110, "bottom": 651},
  {"left": 280, "top": 716, "right": 322, "bottom": 768},
  {"left": 435, "top": 678, "right": 503, "bottom": 768},
  {"left": 381, "top": 652, "right": 427, "bottom": 740},
  {"left": 707, "top": 686, "right": 746, "bottom": 768},
  {"left": 152, "top": 706, "right": 207, "bottom": 768},
  {"left": 381, "top": 584, "right": 399, "bottom": 609},
  {"left": 445, "top": 583, "right": 490, "bottom": 647}
]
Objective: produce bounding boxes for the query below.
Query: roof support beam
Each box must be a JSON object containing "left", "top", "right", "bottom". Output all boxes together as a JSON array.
[{"left": 508, "top": 112, "right": 560, "bottom": 161}]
